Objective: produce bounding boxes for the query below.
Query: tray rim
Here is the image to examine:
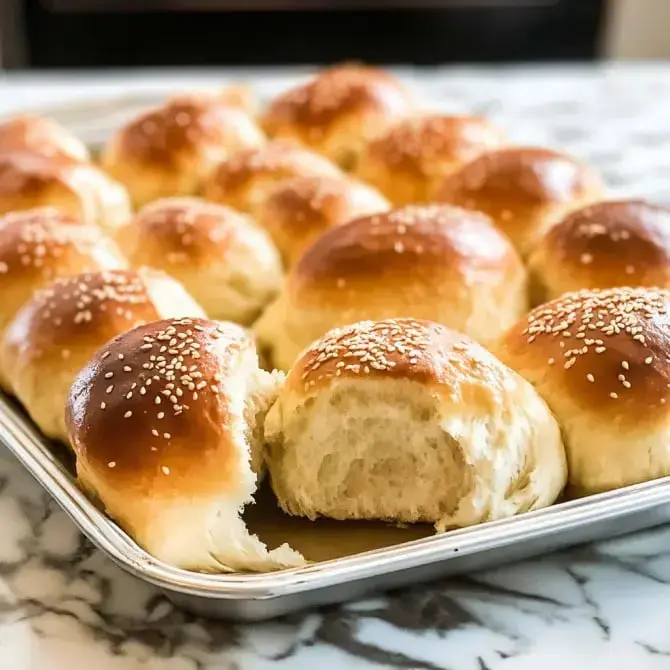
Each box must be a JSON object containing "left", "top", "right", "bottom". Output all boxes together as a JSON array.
[{"left": 4, "top": 391, "right": 670, "bottom": 602}]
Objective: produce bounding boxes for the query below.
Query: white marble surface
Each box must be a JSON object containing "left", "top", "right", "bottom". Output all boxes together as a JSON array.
[{"left": 3, "top": 64, "right": 670, "bottom": 669}]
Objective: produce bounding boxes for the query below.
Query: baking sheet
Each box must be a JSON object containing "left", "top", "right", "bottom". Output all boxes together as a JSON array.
[{"left": 3, "top": 93, "right": 670, "bottom": 621}]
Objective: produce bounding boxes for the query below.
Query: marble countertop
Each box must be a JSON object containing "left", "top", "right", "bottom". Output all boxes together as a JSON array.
[{"left": 3, "top": 64, "right": 670, "bottom": 669}]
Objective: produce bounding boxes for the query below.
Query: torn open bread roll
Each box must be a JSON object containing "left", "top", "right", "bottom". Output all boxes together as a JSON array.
[{"left": 66, "top": 316, "right": 304, "bottom": 573}]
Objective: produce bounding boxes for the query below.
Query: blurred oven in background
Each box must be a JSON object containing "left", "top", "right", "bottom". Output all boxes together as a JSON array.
[{"left": 1, "top": 0, "right": 606, "bottom": 69}]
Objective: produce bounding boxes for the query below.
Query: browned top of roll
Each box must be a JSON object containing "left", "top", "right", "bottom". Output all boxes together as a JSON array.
[
  {"left": 531, "top": 200, "right": 670, "bottom": 287},
  {"left": 364, "top": 114, "right": 505, "bottom": 176},
  {"left": 438, "top": 147, "right": 601, "bottom": 207},
  {"left": 0, "top": 208, "right": 125, "bottom": 282},
  {"left": 6, "top": 270, "right": 168, "bottom": 362},
  {"left": 0, "top": 115, "right": 90, "bottom": 162},
  {"left": 262, "top": 64, "right": 413, "bottom": 139},
  {"left": 290, "top": 204, "right": 521, "bottom": 304},
  {"left": 127, "top": 197, "right": 250, "bottom": 266},
  {"left": 203, "top": 141, "right": 341, "bottom": 203},
  {"left": 257, "top": 175, "right": 389, "bottom": 262},
  {"left": 500, "top": 287, "right": 670, "bottom": 419},
  {"left": 111, "top": 93, "right": 262, "bottom": 169},
  {"left": 289, "top": 317, "right": 507, "bottom": 395},
  {"left": 67, "top": 317, "right": 252, "bottom": 497}
]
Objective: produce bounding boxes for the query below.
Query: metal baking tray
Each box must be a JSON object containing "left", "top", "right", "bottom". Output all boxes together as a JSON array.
[
  {"left": 5, "top": 391, "right": 670, "bottom": 621},
  {"left": 4, "top": 92, "right": 670, "bottom": 621}
]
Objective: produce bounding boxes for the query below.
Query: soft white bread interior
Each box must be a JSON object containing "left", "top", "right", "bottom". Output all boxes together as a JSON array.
[
  {"left": 498, "top": 287, "right": 670, "bottom": 495},
  {"left": 0, "top": 268, "right": 205, "bottom": 444},
  {"left": 116, "top": 197, "right": 283, "bottom": 325},
  {"left": 66, "top": 317, "right": 304, "bottom": 572},
  {"left": 265, "top": 318, "right": 567, "bottom": 529}
]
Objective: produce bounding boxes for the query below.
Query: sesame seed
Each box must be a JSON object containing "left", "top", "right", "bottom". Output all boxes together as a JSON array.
[
  {"left": 124, "top": 411, "right": 132, "bottom": 418},
  {"left": 586, "top": 374, "right": 595, "bottom": 382},
  {"left": 118, "top": 354, "right": 124, "bottom": 360},
  {"left": 610, "top": 392, "right": 619, "bottom": 399},
  {"left": 123, "top": 365, "right": 132, "bottom": 372},
  {"left": 100, "top": 402, "right": 106, "bottom": 410},
  {"left": 161, "top": 466, "right": 170, "bottom": 475},
  {"left": 157, "top": 412, "right": 165, "bottom": 419},
  {"left": 108, "top": 461, "right": 116, "bottom": 468},
  {"left": 548, "top": 357, "right": 555, "bottom": 365},
  {"left": 104, "top": 372, "right": 114, "bottom": 379},
  {"left": 152, "top": 429, "right": 159, "bottom": 437},
  {"left": 101, "top": 352, "right": 110, "bottom": 360},
  {"left": 645, "top": 356, "right": 653, "bottom": 364}
]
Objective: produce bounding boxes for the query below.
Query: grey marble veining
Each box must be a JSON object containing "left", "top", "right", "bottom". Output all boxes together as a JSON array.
[{"left": 3, "top": 65, "right": 670, "bottom": 669}]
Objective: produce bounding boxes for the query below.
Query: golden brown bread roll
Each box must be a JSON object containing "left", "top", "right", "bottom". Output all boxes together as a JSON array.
[
  {"left": 528, "top": 200, "right": 670, "bottom": 305},
  {"left": 255, "top": 175, "right": 389, "bottom": 267},
  {"left": 497, "top": 287, "right": 670, "bottom": 495},
  {"left": 66, "top": 317, "right": 304, "bottom": 572},
  {"left": 355, "top": 114, "right": 506, "bottom": 205},
  {"left": 0, "top": 151, "right": 131, "bottom": 234},
  {"left": 0, "top": 208, "right": 127, "bottom": 342},
  {"left": 262, "top": 64, "right": 415, "bottom": 170},
  {"left": 0, "top": 115, "right": 90, "bottom": 162},
  {"left": 254, "top": 204, "right": 528, "bottom": 371},
  {"left": 202, "top": 140, "right": 342, "bottom": 218},
  {"left": 437, "top": 147, "right": 604, "bottom": 257},
  {"left": 116, "top": 197, "right": 283, "bottom": 324},
  {"left": 102, "top": 93, "right": 266, "bottom": 208},
  {"left": 265, "top": 318, "right": 567, "bottom": 528},
  {"left": 0, "top": 268, "right": 205, "bottom": 443}
]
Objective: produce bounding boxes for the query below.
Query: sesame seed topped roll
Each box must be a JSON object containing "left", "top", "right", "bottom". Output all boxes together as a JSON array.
[
  {"left": 116, "top": 197, "right": 283, "bottom": 325},
  {"left": 498, "top": 287, "right": 670, "bottom": 495},
  {"left": 67, "top": 317, "right": 303, "bottom": 573},
  {"left": 262, "top": 64, "right": 415, "bottom": 170},
  {"left": 437, "top": 147, "right": 604, "bottom": 257},
  {"left": 254, "top": 204, "right": 528, "bottom": 371},
  {"left": 0, "top": 115, "right": 90, "bottom": 162},
  {"left": 0, "top": 208, "right": 127, "bottom": 340},
  {"left": 102, "top": 93, "right": 266, "bottom": 208},
  {"left": 0, "top": 151, "right": 132, "bottom": 234},
  {"left": 0, "top": 268, "right": 205, "bottom": 443},
  {"left": 265, "top": 318, "right": 567, "bottom": 528},
  {"left": 256, "top": 175, "right": 390, "bottom": 267},
  {"left": 202, "top": 140, "right": 342, "bottom": 218},
  {"left": 355, "top": 114, "right": 506, "bottom": 206},
  {"left": 528, "top": 200, "right": 670, "bottom": 305}
]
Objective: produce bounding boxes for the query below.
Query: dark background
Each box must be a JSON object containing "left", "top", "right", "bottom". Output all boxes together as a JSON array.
[{"left": 2, "top": 0, "right": 607, "bottom": 69}]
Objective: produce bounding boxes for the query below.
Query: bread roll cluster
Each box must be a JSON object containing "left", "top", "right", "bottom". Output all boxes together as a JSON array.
[{"left": 2, "top": 65, "right": 669, "bottom": 575}]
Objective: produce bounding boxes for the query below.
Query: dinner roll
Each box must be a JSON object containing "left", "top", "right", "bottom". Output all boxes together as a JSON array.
[
  {"left": 262, "top": 64, "right": 414, "bottom": 170},
  {"left": 256, "top": 175, "right": 389, "bottom": 267},
  {"left": 116, "top": 197, "right": 283, "bottom": 324},
  {"left": 355, "top": 114, "right": 505, "bottom": 205},
  {"left": 254, "top": 204, "right": 527, "bottom": 371},
  {"left": 437, "top": 147, "right": 604, "bottom": 257},
  {"left": 0, "top": 115, "right": 90, "bottom": 162},
  {"left": 497, "top": 287, "right": 670, "bottom": 495},
  {"left": 0, "top": 268, "right": 205, "bottom": 443},
  {"left": 67, "top": 317, "right": 304, "bottom": 573},
  {"left": 265, "top": 318, "right": 567, "bottom": 528},
  {"left": 0, "top": 208, "right": 127, "bottom": 341},
  {"left": 202, "top": 140, "right": 342, "bottom": 217},
  {"left": 528, "top": 200, "right": 670, "bottom": 304},
  {"left": 0, "top": 151, "right": 131, "bottom": 233},
  {"left": 102, "top": 93, "right": 266, "bottom": 208}
]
